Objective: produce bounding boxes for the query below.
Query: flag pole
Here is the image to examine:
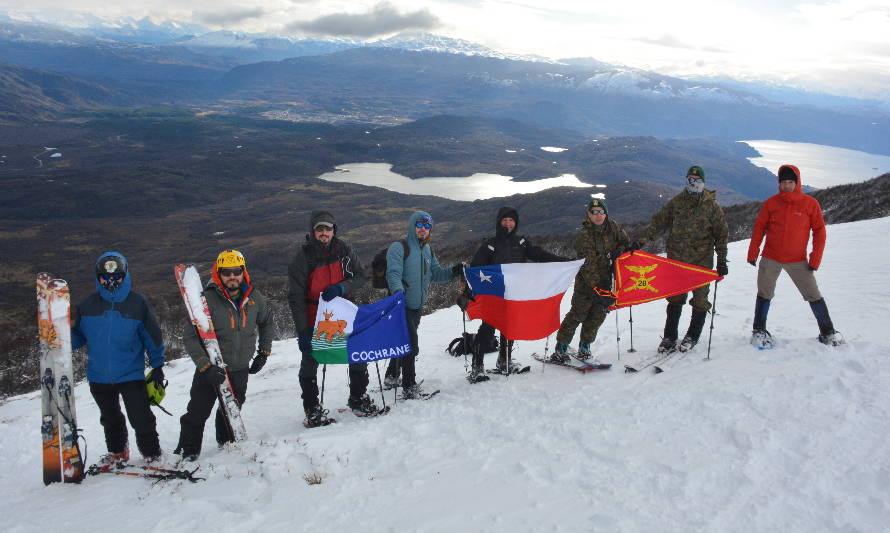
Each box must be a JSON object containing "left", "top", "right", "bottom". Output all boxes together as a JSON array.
[
  {"left": 705, "top": 281, "right": 719, "bottom": 361},
  {"left": 320, "top": 364, "right": 327, "bottom": 406},
  {"left": 627, "top": 307, "right": 637, "bottom": 353},
  {"left": 374, "top": 361, "right": 386, "bottom": 411},
  {"left": 615, "top": 310, "right": 621, "bottom": 361}
]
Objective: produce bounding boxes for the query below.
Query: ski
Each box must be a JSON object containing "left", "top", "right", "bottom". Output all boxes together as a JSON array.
[
  {"left": 87, "top": 463, "right": 205, "bottom": 483},
  {"left": 653, "top": 351, "right": 689, "bottom": 373},
  {"left": 337, "top": 406, "right": 392, "bottom": 417},
  {"left": 485, "top": 365, "right": 532, "bottom": 375},
  {"left": 174, "top": 264, "right": 247, "bottom": 442},
  {"left": 37, "top": 273, "right": 84, "bottom": 485},
  {"left": 570, "top": 354, "right": 612, "bottom": 371},
  {"left": 530, "top": 352, "right": 606, "bottom": 372},
  {"left": 624, "top": 351, "right": 674, "bottom": 373}
]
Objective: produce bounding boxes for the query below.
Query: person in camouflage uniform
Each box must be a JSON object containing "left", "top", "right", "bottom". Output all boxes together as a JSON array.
[
  {"left": 635, "top": 165, "right": 729, "bottom": 353},
  {"left": 553, "top": 197, "right": 629, "bottom": 363}
]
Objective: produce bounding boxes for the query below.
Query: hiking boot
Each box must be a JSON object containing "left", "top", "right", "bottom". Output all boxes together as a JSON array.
[
  {"left": 383, "top": 374, "right": 401, "bottom": 389},
  {"left": 750, "top": 328, "right": 773, "bottom": 350},
  {"left": 303, "top": 405, "right": 334, "bottom": 428},
  {"left": 145, "top": 453, "right": 166, "bottom": 467},
  {"left": 401, "top": 383, "right": 423, "bottom": 399},
  {"left": 347, "top": 394, "right": 379, "bottom": 416},
  {"left": 677, "top": 335, "right": 698, "bottom": 353},
  {"left": 94, "top": 449, "right": 129, "bottom": 472},
  {"left": 467, "top": 366, "right": 490, "bottom": 383},
  {"left": 549, "top": 346, "right": 571, "bottom": 364},
  {"left": 657, "top": 338, "right": 677, "bottom": 354},
  {"left": 576, "top": 341, "right": 593, "bottom": 361},
  {"left": 818, "top": 330, "right": 845, "bottom": 347}
]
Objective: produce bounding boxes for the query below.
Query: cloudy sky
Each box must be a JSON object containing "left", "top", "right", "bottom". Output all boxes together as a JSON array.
[{"left": 3, "top": 0, "right": 889, "bottom": 99}]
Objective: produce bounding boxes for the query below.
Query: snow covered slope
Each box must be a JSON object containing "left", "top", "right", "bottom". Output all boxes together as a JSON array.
[{"left": 3, "top": 217, "right": 889, "bottom": 532}]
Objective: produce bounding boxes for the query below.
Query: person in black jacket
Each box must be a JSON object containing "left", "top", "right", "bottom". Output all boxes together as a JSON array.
[
  {"left": 287, "top": 211, "right": 370, "bottom": 427},
  {"left": 466, "top": 207, "right": 567, "bottom": 381}
]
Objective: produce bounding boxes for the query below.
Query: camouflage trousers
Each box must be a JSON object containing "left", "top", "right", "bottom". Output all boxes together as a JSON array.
[
  {"left": 667, "top": 283, "right": 712, "bottom": 312},
  {"left": 556, "top": 288, "right": 608, "bottom": 345}
]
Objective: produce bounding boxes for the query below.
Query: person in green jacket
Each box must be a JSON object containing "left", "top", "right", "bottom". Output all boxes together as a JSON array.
[
  {"left": 553, "top": 198, "right": 628, "bottom": 363},
  {"left": 635, "top": 166, "right": 729, "bottom": 354},
  {"left": 174, "top": 250, "right": 274, "bottom": 461}
]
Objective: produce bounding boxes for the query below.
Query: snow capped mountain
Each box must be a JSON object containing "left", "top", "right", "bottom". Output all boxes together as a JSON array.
[
  {"left": 577, "top": 68, "right": 764, "bottom": 104},
  {"left": 370, "top": 32, "right": 552, "bottom": 63}
]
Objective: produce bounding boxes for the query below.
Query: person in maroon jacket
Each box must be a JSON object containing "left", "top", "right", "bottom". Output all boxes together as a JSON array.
[
  {"left": 746, "top": 164, "right": 842, "bottom": 347},
  {"left": 287, "top": 211, "right": 373, "bottom": 427}
]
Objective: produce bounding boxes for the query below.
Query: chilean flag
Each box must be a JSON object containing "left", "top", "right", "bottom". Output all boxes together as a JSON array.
[{"left": 464, "top": 259, "right": 584, "bottom": 341}]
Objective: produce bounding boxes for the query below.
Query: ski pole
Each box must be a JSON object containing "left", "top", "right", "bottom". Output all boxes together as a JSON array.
[
  {"left": 615, "top": 310, "right": 621, "bottom": 360},
  {"left": 321, "top": 364, "right": 327, "bottom": 406},
  {"left": 504, "top": 334, "right": 512, "bottom": 379},
  {"left": 705, "top": 281, "right": 719, "bottom": 361},
  {"left": 628, "top": 307, "right": 637, "bottom": 353},
  {"left": 374, "top": 361, "right": 386, "bottom": 411},
  {"left": 461, "top": 309, "right": 469, "bottom": 374}
]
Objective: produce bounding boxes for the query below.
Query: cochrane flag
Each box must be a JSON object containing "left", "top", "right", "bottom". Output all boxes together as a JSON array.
[
  {"left": 311, "top": 292, "right": 411, "bottom": 365},
  {"left": 611, "top": 250, "right": 723, "bottom": 309},
  {"left": 465, "top": 259, "right": 584, "bottom": 341}
]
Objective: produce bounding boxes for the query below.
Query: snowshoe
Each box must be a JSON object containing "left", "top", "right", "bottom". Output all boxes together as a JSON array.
[
  {"left": 92, "top": 449, "right": 129, "bottom": 472},
  {"left": 383, "top": 374, "right": 401, "bottom": 390},
  {"left": 677, "top": 335, "right": 698, "bottom": 353},
  {"left": 399, "top": 384, "right": 440, "bottom": 400},
  {"left": 657, "top": 338, "right": 677, "bottom": 354},
  {"left": 303, "top": 405, "right": 336, "bottom": 428},
  {"left": 489, "top": 360, "right": 531, "bottom": 375},
  {"left": 750, "top": 329, "right": 773, "bottom": 350},
  {"left": 818, "top": 330, "right": 845, "bottom": 347},
  {"left": 467, "top": 367, "right": 491, "bottom": 384},
  {"left": 347, "top": 394, "right": 382, "bottom": 416}
]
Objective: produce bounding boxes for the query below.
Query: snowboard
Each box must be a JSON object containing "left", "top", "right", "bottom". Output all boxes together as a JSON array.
[
  {"left": 37, "top": 273, "right": 85, "bottom": 485},
  {"left": 530, "top": 352, "right": 609, "bottom": 372},
  {"left": 174, "top": 264, "right": 247, "bottom": 442}
]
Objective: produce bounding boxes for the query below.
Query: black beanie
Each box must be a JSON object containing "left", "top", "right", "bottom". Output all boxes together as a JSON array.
[{"left": 778, "top": 166, "right": 798, "bottom": 182}]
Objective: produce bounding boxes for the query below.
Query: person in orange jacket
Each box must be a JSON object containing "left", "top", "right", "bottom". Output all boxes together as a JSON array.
[{"left": 746, "top": 164, "right": 842, "bottom": 348}]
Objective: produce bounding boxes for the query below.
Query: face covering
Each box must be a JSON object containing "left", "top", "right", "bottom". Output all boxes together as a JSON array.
[{"left": 686, "top": 176, "right": 705, "bottom": 195}]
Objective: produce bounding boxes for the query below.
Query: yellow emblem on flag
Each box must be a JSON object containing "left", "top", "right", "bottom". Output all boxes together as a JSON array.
[{"left": 625, "top": 264, "right": 659, "bottom": 293}]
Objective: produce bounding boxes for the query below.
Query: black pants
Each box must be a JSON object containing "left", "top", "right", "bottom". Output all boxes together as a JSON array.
[
  {"left": 297, "top": 329, "right": 370, "bottom": 410},
  {"left": 89, "top": 380, "right": 160, "bottom": 458},
  {"left": 176, "top": 368, "right": 248, "bottom": 457},
  {"left": 385, "top": 308, "right": 422, "bottom": 387},
  {"left": 473, "top": 322, "right": 512, "bottom": 368}
]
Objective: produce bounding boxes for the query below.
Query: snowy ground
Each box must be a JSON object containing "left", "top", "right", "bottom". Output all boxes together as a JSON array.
[{"left": 3, "top": 218, "right": 890, "bottom": 533}]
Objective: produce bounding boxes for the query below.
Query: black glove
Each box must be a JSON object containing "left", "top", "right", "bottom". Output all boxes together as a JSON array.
[
  {"left": 321, "top": 283, "right": 343, "bottom": 302},
  {"left": 455, "top": 287, "right": 475, "bottom": 311},
  {"left": 627, "top": 241, "right": 642, "bottom": 254},
  {"left": 201, "top": 364, "right": 227, "bottom": 386},
  {"left": 748, "top": 260, "right": 757, "bottom": 267},
  {"left": 808, "top": 264, "right": 817, "bottom": 271},
  {"left": 451, "top": 263, "right": 465, "bottom": 278},
  {"left": 149, "top": 366, "right": 165, "bottom": 385},
  {"left": 716, "top": 260, "right": 729, "bottom": 277},
  {"left": 249, "top": 351, "right": 269, "bottom": 374}
]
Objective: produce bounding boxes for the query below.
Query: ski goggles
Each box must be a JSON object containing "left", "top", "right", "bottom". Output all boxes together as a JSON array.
[
  {"left": 415, "top": 220, "right": 432, "bottom": 230},
  {"left": 99, "top": 273, "right": 124, "bottom": 281},
  {"left": 219, "top": 267, "right": 244, "bottom": 277},
  {"left": 687, "top": 176, "right": 704, "bottom": 185},
  {"left": 588, "top": 208, "right": 606, "bottom": 215}
]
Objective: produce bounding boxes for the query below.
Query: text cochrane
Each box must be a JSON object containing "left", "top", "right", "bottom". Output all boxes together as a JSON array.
[{"left": 350, "top": 343, "right": 412, "bottom": 363}]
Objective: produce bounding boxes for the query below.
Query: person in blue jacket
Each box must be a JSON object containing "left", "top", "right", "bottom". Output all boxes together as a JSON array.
[
  {"left": 71, "top": 252, "right": 166, "bottom": 469},
  {"left": 383, "top": 211, "right": 463, "bottom": 398}
]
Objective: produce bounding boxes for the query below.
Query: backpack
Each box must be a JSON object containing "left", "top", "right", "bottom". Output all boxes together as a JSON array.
[
  {"left": 445, "top": 332, "right": 498, "bottom": 357},
  {"left": 371, "top": 238, "right": 409, "bottom": 289}
]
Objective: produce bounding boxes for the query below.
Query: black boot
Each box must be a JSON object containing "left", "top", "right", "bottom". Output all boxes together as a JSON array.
[
  {"left": 678, "top": 309, "right": 707, "bottom": 352},
  {"left": 753, "top": 296, "right": 771, "bottom": 331},
  {"left": 810, "top": 298, "right": 843, "bottom": 345},
  {"left": 298, "top": 376, "right": 319, "bottom": 411},
  {"left": 659, "top": 303, "right": 682, "bottom": 353},
  {"left": 468, "top": 346, "right": 490, "bottom": 383}
]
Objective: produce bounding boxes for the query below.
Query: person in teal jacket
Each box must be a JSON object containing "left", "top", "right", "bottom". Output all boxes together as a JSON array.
[{"left": 383, "top": 211, "right": 462, "bottom": 398}]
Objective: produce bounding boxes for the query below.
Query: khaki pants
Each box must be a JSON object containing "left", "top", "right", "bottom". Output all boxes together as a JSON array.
[{"left": 757, "top": 257, "right": 822, "bottom": 302}]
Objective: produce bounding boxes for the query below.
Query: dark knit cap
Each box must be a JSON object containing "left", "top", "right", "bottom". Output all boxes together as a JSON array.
[
  {"left": 778, "top": 166, "right": 798, "bottom": 182},
  {"left": 687, "top": 165, "right": 706, "bottom": 181},
  {"left": 587, "top": 197, "right": 608, "bottom": 214},
  {"left": 310, "top": 210, "right": 336, "bottom": 230}
]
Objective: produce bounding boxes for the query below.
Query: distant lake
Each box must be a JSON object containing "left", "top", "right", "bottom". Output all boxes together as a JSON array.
[
  {"left": 742, "top": 140, "right": 890, "bottom": 188},
  {"left": 317, "top": 163, "right": 594, "bottom": 201}
]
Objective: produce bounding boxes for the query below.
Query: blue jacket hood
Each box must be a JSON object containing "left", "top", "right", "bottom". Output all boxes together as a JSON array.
[
  {"left": 95, "top": 251, "right": 131, "bottom": 303},
  {"left": 407, "top": 210, "right": 433, "bottom": 248}
]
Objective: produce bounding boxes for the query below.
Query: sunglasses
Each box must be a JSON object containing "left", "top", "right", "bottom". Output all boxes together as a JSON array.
[
  {"left": 415, "top": 221, "right": 432, "bottom": 229},
  {"left": 687, "top": 176, "right": 704, "bottom": 183},
  {"left": 219, "top": 267, "right": 244, "bottom": 277},
  {"left": 99, "top": 273, "right": 124, "bottom": 281},
  {"left": 589, "top": 209, "right": 606, "bottom": 215}
]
